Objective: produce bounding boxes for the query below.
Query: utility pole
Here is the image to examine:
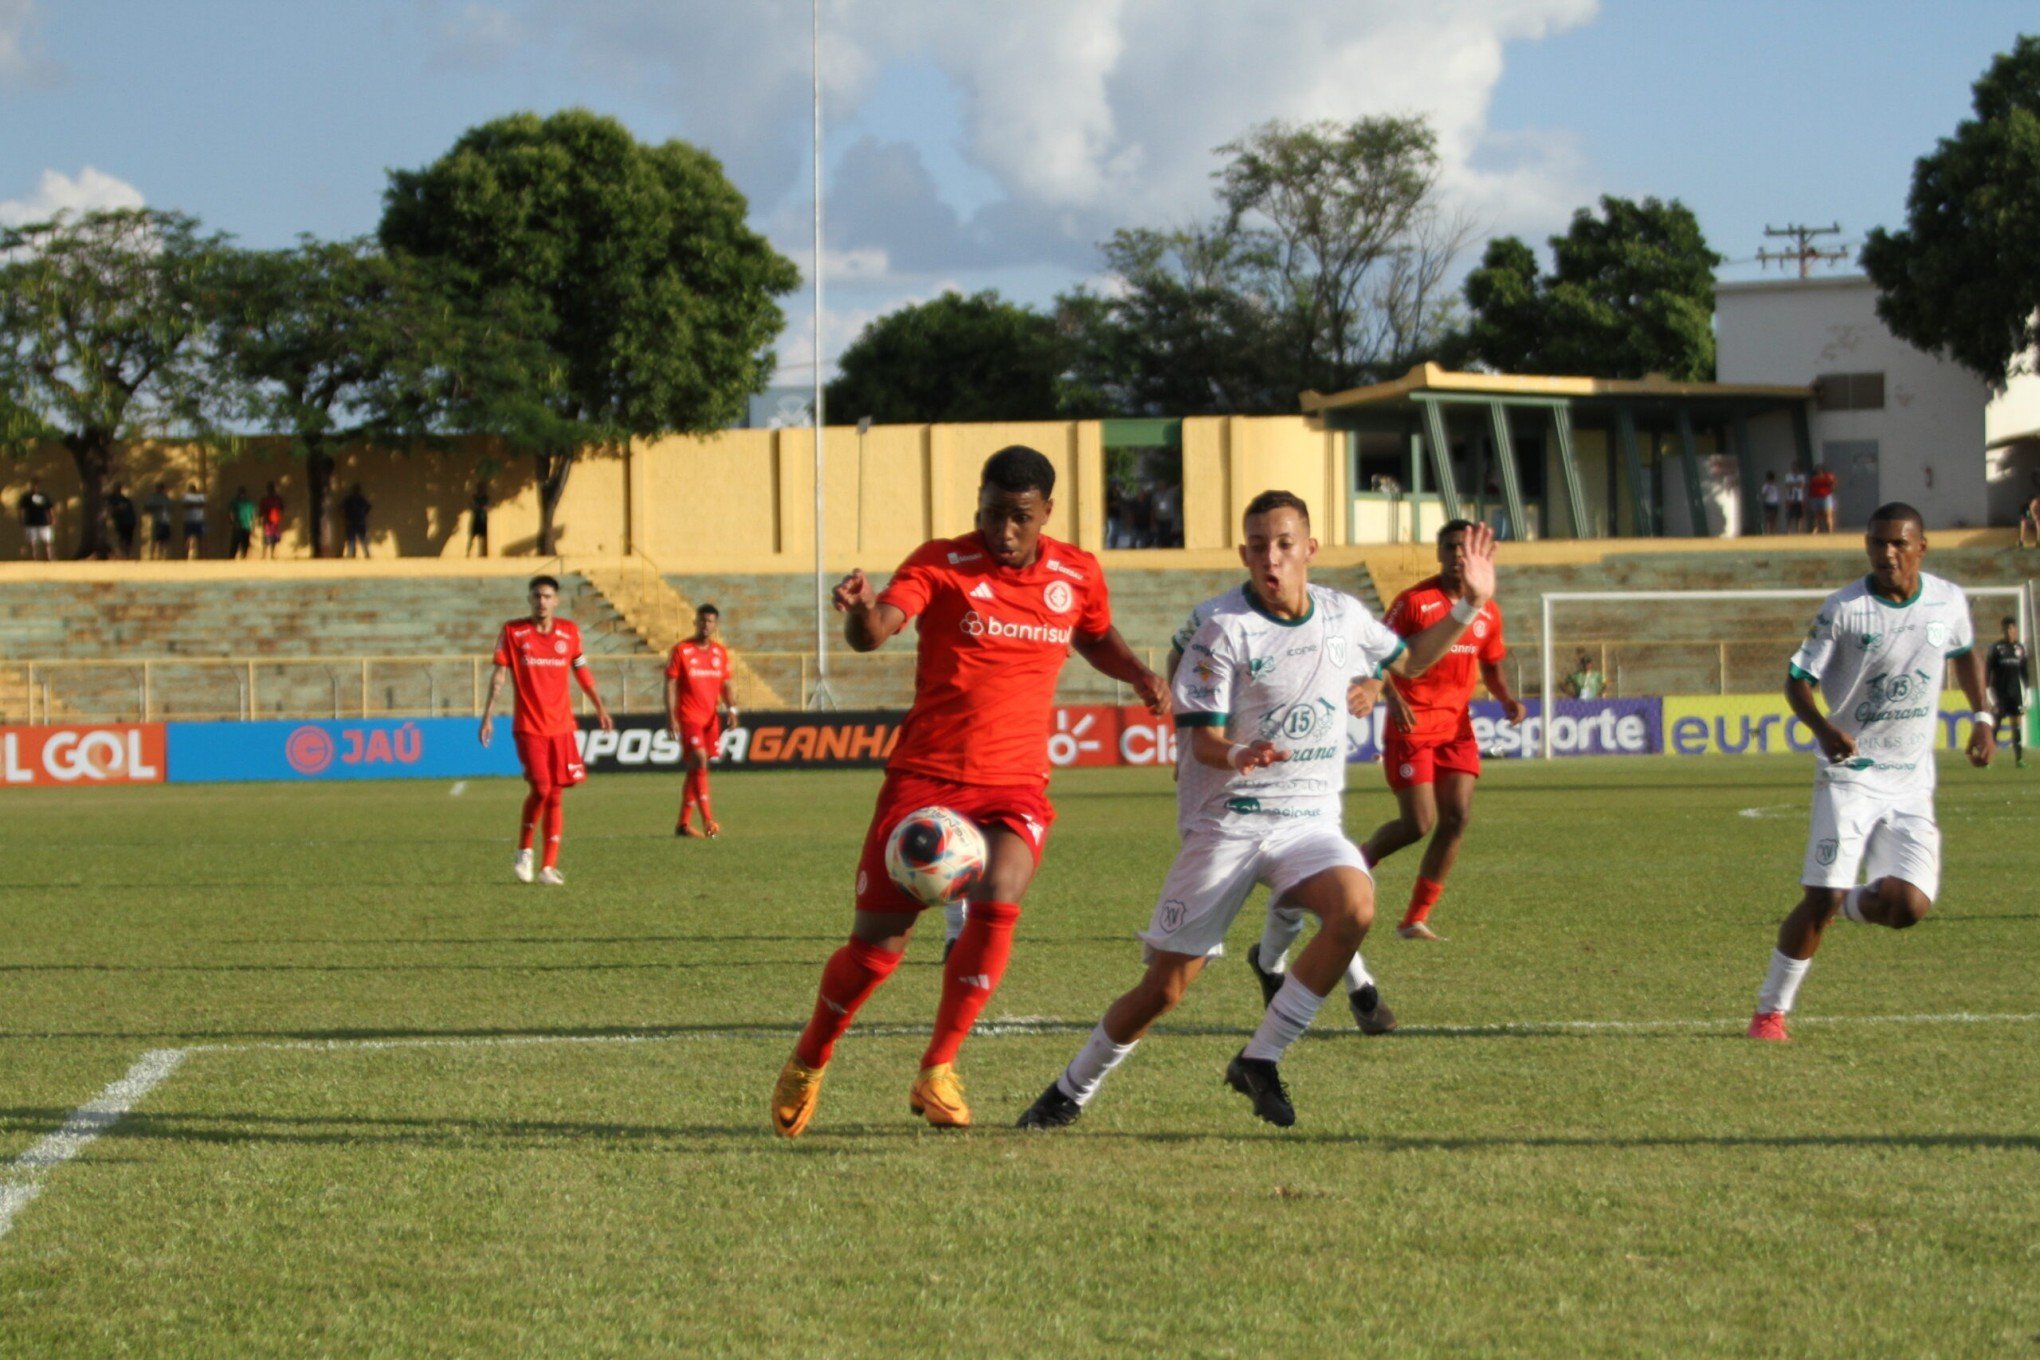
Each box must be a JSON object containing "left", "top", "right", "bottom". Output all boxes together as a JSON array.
[{"left": 1757, "top": 223, "right": 1850, "bottom": 278}]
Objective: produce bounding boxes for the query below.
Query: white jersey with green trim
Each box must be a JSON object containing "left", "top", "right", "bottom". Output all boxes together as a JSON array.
[
  {"left": 1172, "top": 583, "right": 1403, "bottom": 835},
  {"left": 1788, "top": 572, "right": 1974, "bottom": 797}
]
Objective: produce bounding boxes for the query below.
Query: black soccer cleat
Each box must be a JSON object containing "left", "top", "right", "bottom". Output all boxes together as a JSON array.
[
  {"left": 1349, "top": 983, "right": 1398, "bottom": 1036},
  {"left": 1015, "top": 1081, "right": 1083, "bottom": 1131},
  {"left": 1244, "top": 943, "right": 1283, "bottom": 1009},
  {"left": 1224, "top": 1049, "right": 1296, "bottom": 1128}
]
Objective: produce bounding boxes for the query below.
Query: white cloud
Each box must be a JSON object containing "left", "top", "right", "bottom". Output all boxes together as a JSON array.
[
  {"left": 419, "top": 1, "right": 1604, "bottom": 280},
  {"left": 0, "top": 167, "right": 146, "bottom": 226},
  {"left": 0, "top": 0, "right": 60, "bottom": 88}
]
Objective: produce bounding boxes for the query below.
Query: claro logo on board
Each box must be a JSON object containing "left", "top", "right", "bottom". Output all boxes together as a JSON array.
[{"left": 1, "top": 724, "right": 166, "bottom": 786}]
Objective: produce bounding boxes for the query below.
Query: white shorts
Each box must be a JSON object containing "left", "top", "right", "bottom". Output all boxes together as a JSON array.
[
  {"left": 1139, "top": 820, "right": 1369, "bottom": 961},
  {"left": 23, "top": 525, "right": 51, "bottom": 549},
  {"left": 1801, "top": 782, "right": 1940, "bottom": 900}
]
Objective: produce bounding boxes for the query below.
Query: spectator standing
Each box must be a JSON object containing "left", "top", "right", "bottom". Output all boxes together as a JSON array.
[
  {"left": 258, "top": 483, "right": 286, "bottom": 559},
  {"left": 467, "top": 483, "right": 491, "bottom": 557},
  {"left": 1152, "top": 480, "right": 1182, "bottom": 548},
  {"left": 1808, "top": 465, "right": 1838, "bottom": 535},
  {"left": 107, "top": 484, "right": 138, "bottom": 560},
  {"left": 1760, "top": 471, "right": 1781, "bottom": 535},
  {"left": 228, "top": 487, "right": 256, "bottom": 559},
  {"left": 180, "top": 482, "right": 208, "bottom": 558},
  {"left": 18, "top": 479, "right": 55, "bottom": 561},
  {"left": 144, "top": 484, "right": 174, "bottom": 560},
  {"left": 1564, "top": 651, "right": 1606, "bottom": 699},
  {"left": 1784, "top": 466, "right": 1808, "bottom": 533},
  {"left": 342, "top": 483, "right": 372, "bottom": 558}
]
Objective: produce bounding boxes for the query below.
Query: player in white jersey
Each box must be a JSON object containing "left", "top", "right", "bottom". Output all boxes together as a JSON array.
[
  {"left": 1748, "top": 503, "right": 1996, "bottom": 1041},
  {"left": 1017, "top": 492, "right": 1496, "bottom": 1128}
]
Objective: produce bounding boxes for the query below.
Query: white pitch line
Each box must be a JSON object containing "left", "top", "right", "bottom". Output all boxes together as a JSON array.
[{"left": 0, "top": 1048, "right": 186, "bottom": 1242}]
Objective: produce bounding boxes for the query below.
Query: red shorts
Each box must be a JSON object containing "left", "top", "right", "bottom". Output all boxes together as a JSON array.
[
  {"left": 679, "top": 717, "right": 722, "bottom": 758},
  {"left": 1383, "top": 725, "right": 1481, "bottom": 791},
  {"left": 514, "top": 730, "right": 586, "bottom": 792},
  {"left": 852, "top": 769, "right": 1056, "bottom": 914}
]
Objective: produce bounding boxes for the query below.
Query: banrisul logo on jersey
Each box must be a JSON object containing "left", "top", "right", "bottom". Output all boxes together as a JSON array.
[{"left": 959, "top": 611, "right": 1072, "bottom": 646}]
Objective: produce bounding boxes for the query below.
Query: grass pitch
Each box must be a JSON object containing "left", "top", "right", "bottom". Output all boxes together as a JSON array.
[{"left": 1, "top": 756, "right": 2034, "bottom": 1357}]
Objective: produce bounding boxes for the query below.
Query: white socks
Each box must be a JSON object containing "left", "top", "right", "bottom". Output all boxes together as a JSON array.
[
  {"left": 944, "top": 899, "right": 967, "bottom": 944},
  {"left": 1257, "top": 904, "right": 1307, "bottom": 974},
  {"left": 1841, "top": 886, "right": 1871, "bottom": 924},
  {"left": 1343, "top": 952, "right": 1374, "bottom": 994},
  {"left": 1756, "top": 950, "right": 1811, "bottom": 1014},
  {"left": 1057, "top": 1023, "right": 1139, "bottom": 1106},
  {"left": 1243, "top": 973, "right": 1325, "bottom": 1062}
]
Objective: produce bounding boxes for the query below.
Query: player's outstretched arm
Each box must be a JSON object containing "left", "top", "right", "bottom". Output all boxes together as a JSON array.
[
  {"left": 832, "top": 569, "right": 908, "bottom": 652},
  {"left": 1955, "top": 647, "right": 1996, "bottom": 768},
  {"left": 1188, "top": 726, "right": 1287, "bottom": 773},
  {"left": 1074, "top": 627, "right": 1168, "bottom": 716},
  {"left": 1786, "top": 673, "right": 1853, "bottom": 763}
]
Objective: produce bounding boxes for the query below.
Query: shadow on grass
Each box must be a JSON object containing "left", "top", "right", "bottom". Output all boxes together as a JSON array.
[{"left": 3, "top": 1106, "right": 2033, "bottom": 1155}]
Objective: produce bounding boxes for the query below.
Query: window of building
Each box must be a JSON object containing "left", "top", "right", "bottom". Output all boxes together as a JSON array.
[{"left": 1815, "top": 372, "right": 1885, "bottom": 411}]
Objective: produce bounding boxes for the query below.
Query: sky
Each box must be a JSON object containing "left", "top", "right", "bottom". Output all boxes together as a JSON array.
[{"left": 2, "top": 1, "right": 2033, "bottom": 384}]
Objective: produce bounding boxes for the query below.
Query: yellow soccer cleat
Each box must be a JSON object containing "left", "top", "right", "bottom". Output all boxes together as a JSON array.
[
  {"left": 771, "top": 1057, "right": 826, "bottom": 1138},
  {"left": 908, "top": 1062, "right": 972, "bottom": 1129}
]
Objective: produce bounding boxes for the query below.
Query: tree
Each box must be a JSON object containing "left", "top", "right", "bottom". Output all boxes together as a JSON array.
[
  {"left": 1461, "top": 196, "right": 1721, "bottom": 380},
  {"left": 380, "top": 109, "right": 799, "bottom": 553},
  {"left": 1862, "top": 35, "right": 2040, "bottom": 389},
  {"left": 825, "top": 291, "right": 1070, "bottom": 423},
  {"left": 1059, "top": 116, "right": 1470, "bottom": 415},
  {"left": 0, "top": 208, "right": 230, "bottom": 557},
  {"left": 212, "top": 239, "right": 429, "bottom": 556}
]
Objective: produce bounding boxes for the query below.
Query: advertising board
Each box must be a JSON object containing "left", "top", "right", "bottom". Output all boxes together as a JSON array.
[
  {"left": 165, "top": 717, "right": 522, "bottom": 783},
  {"left": 0, "top": 723, "right": 166, "bottom": 786}
]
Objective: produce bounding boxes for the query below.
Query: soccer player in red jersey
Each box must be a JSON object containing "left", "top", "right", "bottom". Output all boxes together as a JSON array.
[
  {"left": 771, "top": 446, "right": 1168, "bottom": 1137},
  {"left": 479, "top": 575, "right": 615, "bottom": 886},
  {"left": 1361, "top": 519, "right": 1525, "bottom": 941},
  {"left": 666, "top": 602, "right": 736, "bottom": 838}
]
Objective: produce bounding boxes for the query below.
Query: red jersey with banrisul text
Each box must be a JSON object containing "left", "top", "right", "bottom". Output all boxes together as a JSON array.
[
  {"left": 665, "top": 639, "right": 731, "bottom": 726},
  {"left": 1384, "top": 577, "right": 1505, "bottom": 743},
  {"left": 494, "top": 617, "right": 586, "bottom": 737},
  {"left": 877, "top": 532, "right": 1112, "bottom": 786}
]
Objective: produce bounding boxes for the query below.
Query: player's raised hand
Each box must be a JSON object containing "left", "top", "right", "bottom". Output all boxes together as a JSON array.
[
  {"left": 832, "top": 569, "right": 874, "bottom": 612},
  {"left": 1458, "top": 521, "right": 1498, "bottom": 604},
  {"left": 1346, "top": 677, "right": 1382, "bottom": 718},
  {"left": 1966, "top": 719, "right": 1995, "bottom": 768},
  {"left": 1228, "top": 739, "right": 1288, "bottom": 773},
  {"left": 1133, "top": 668, "right": 1169, "bottom": 717}
]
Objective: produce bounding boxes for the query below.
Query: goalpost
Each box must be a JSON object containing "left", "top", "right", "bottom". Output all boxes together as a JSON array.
[{"left": 1536, "top": 586, "right": 2034, "bottom": 760}]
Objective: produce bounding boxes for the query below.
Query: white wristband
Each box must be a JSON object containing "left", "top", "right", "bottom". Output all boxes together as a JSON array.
[
  {"left": 1450, "top": 598, "right": 1479, "bottom": 625},
  {"left": 1971, "top": 710, "right": 1995, "bottom": 725}
]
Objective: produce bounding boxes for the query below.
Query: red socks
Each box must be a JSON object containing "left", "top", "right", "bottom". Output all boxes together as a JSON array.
[
  {"left": 795, "top": 937, "right": 903, "bottom": 1069},
  {"left": 921, "top": 900, "right": 1021, "bottom": 1069},
  {"left": 1401, "top": 876, "right": 1444, "bottom": 929},
  {"left": 541, "top": 791, "right": 564, "bottom": 868},
  {"left": 519, "top": 790, "right": 544, "bottom": 851}
]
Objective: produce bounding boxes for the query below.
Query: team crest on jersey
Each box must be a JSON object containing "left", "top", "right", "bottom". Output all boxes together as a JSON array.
[
  {"left": 1473, "top": 618, "right": 1489, "bottom": 639},
  {"left": 553, "top": 639, "right": 567, "bottom": 655},
  {"left": 1043, "top": 580, "right": 1074, "bottom": 614},
  {"left": 1159, "top": 898, "right": 1186, "bottom": 931},
  {"left": 1858, "top": 632, "right": 1880, "bottom": 651},
  {"left": 1814, "top": 838, "right": 1838, "bottom": 867},
  {"left": 1326, "top": 635, "right": 1349, "bottom": 668},
  {"left": 1248, "top": 656, "right": 1274, "bottom": 678},
  {"left": 1926, "top": 621, "right": 1949, "bottom": 647}
]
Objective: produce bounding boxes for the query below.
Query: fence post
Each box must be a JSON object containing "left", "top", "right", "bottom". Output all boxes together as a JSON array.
[
  {"left": 471, "top": 657, "right": 481, "bottom": 716},
  {"left": 142, "top": 659, "right": 152, "bottom": 722},
  {"left": 247, "top": 659, "right": 257, "bottom": 720},
  {"left": 360, "top": 659, "right": 370, "bottom": 718},
  {"left": 1718, "top": 642, "right": 1728, "bottom": 696}
]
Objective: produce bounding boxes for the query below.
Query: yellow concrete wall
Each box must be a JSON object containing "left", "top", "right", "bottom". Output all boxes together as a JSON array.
[{"left": 3, "top": 415, "right": 1361, "bottom": 567}]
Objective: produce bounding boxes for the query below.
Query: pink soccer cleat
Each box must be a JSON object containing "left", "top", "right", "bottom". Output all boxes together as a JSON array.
[{"left": 1747, "top": 1010, "right": 1789, "bottom": 1042}]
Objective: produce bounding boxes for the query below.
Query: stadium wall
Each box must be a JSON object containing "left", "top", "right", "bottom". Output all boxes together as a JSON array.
[{"left": 0, "top": 416, "right": 1347, "bottom": 565}]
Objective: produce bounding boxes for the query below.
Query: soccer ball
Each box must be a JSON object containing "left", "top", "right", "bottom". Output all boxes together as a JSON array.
[{"left": 884, "top": 806, "right": 987, "bottom": 907}]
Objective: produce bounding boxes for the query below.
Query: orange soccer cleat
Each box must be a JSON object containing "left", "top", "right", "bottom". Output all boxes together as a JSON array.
[
  {"left": 771, "top": 1056, "right": 827, "bottom": 1138},
  {"left": 1747, "top": 1011, "right": 1789, "bottom": 1042},
  {"left": 908, "top": 1062, "right": 972, "bottom": 1129}
]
